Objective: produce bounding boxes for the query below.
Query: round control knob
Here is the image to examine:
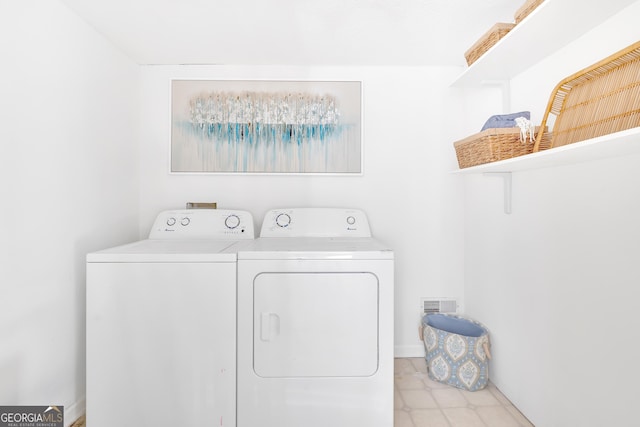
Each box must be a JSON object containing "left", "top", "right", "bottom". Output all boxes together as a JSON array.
[
  {"left": 275, "top": 213, "right": 291, "bottom": 228},
  {"left": 225, "top": 214, "right": 241, "bottom": 229},
  {"left": 180, "top": 217, "right": 190, "bottom": 226},
  {"left": 166, "top": 217, "right": 176, "bottom": 226},
  {"left": 346, "top": 216, "right": 356, "bottom": 225}
]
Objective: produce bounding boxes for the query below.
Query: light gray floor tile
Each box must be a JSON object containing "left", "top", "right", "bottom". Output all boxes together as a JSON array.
[{"left": 395, "top": 358, "right": 535, "bottom": 426}]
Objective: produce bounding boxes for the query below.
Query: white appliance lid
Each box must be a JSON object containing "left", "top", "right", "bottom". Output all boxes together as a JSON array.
[
  {"left": 87, "top": 239, "right": 242, "bottom": 263},
  {"left": 236, "top": 237, "right": 394, "bottom": 260}
]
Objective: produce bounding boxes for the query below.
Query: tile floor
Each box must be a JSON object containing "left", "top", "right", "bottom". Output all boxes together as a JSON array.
[{"left": 395, "top": 358, "right": 534, "bottom": 427}]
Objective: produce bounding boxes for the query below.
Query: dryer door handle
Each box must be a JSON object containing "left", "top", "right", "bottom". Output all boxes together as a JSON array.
[{"left": 260, "top": 312, "right": 280, "bottom": 341}]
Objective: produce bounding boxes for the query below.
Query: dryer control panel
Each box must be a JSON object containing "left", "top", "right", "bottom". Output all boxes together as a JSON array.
[
  {"left": 149, "top": 209, "right": 255, "bottom": 239},
  {"left": 260, "top": 208, "right": 371, "bottom": 238}
]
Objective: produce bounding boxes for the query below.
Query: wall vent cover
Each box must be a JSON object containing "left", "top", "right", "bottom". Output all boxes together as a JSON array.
[{"left": 422, "top": 298, "right": 458, "bottom": 315}]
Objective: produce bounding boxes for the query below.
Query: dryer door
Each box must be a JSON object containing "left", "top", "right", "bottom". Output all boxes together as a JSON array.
[{"left": 253, "top": 272, "right": 379, "bottom": 378}]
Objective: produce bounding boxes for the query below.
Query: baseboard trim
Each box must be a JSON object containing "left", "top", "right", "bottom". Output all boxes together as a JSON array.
[
  {"left": 394, "top": 345, "right": 425, "bottom": 358},
  {"left": 65, "top": 396, "right": 85, "bottom": 427}
]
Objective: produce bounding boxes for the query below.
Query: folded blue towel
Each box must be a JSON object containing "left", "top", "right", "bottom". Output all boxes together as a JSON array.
[{"left": 481, "top": 111, "right": 530, "bottom": 131}]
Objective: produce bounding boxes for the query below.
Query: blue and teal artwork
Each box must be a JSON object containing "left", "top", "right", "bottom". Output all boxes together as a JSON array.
[{"left": 171, "top": 80, "right": 362, "bottom": 174}]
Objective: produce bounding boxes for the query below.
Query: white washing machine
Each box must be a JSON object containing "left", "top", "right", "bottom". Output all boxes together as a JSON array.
[
  {"left": 86, "top": 209, "right": 254, "bottom": 427},
  {"left": 237, "top": 208, "right": 394, "bottom": 427}
]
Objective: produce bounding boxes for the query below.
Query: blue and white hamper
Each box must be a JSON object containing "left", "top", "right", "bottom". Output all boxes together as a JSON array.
[{"left": 421, "top": 314, "right": 491, "bottom": 391}]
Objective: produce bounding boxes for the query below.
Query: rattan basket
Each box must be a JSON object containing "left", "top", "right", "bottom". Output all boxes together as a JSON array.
[
  {"left": 454, "top": 127, "right": 550, "bottom": 169},
  {"left": 533, "top": 41, "right": 640, "bottom": 152},
  {"left": 464, "top": 23, "right": 515, "bottom": 66},
  {"left": 515, "top": 0, "right": 545, "bottom": 24}
]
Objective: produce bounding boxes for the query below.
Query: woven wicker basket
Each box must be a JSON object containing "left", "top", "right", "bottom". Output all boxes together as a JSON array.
[
  {"left": 454, "top": 127, "right": 550, "bottom": 169},
  {"left": 533, "top": 41, "right": 640, "bottom": 152},
  {"left": 515, "top": 0, "right": 545, "bottom": 24},
  {"left": 464, "top": 23, "right": 515, "bottom": 66}
]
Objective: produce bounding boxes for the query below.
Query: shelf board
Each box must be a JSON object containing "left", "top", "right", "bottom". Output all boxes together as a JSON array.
[
  {"left": 451, "top": 0, "right": 637, "bottom": 87},
  {"left": 453, "top": 127, "right": 640, "bottom": 174}
]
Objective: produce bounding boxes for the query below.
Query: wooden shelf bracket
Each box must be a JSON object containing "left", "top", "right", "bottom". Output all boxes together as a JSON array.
[{"left": 484, "top": 172, "right": 512, "bottom": 214}]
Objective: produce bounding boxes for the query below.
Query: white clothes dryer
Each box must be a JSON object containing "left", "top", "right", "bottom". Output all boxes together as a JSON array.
[
  {"left": 86, "top": 209, "right": 254, "bottom": 427},
  {"left": 237, "top": 208, "right": 394, "bottom": 427}
]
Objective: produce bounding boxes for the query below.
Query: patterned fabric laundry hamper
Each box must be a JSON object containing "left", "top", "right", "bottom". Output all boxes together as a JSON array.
[{"left": 421, "top": 314, "right": 492, "bottom": 391}]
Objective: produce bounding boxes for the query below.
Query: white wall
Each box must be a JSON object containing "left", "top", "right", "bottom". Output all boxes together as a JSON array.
[
  {"left": 0, "top": 1, "right": 139, "bottom": 423},
  {"left": 463, "top": 3, "right": 640, "bottom": 426},
  {"left": 137, "top": 65, "right": 466, "bottom": 356}
]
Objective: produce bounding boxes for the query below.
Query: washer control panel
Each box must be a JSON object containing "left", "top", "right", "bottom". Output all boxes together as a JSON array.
[
  {"left": 149, "top": 209, "right": 255, "bottom": 239},
  {"left": 260, "top": 208, "right": 372, "bottom": 238}
]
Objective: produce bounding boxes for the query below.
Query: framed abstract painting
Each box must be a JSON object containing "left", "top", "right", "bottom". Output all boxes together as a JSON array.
[{"left": 170, "top": 80, "right": 362, "bottom": 174}]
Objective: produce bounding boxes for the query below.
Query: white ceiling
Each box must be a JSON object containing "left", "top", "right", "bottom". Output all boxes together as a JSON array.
[{"left": 60, "top": 0, "right": 523, "bottom": 66}]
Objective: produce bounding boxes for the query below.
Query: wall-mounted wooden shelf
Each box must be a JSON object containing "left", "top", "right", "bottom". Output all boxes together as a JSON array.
[
  {"left": 454, "top": 127, "right": 640, "bottom": 174},
  {"left": 451, "top": 0, "right": 637, "bottom": 87}
]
